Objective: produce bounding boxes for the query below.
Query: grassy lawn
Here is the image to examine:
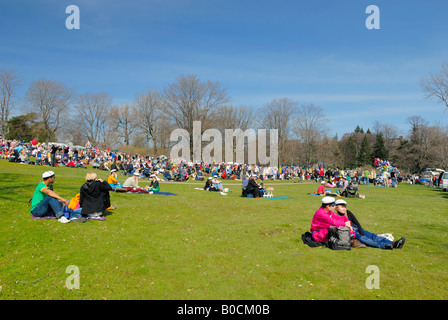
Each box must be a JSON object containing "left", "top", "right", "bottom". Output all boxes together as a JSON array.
[{"left": 0, "top": 160, "right": 447, "bottom": 300}]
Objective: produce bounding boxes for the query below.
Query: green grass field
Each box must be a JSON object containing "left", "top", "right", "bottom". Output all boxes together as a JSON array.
[{"left": 0, "top": 160, "right": 447, "bottom": 300}]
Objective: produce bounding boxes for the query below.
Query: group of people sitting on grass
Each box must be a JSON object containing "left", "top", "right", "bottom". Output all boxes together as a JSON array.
[
  {"left": 30, "top": 170, "right": 116, "bottom": 223},
  {"left": 30, "top": 166, "right": 163, "bottom": 223},
  {"left": 107, "top": 168, "right": 160, "bottom": 193},
  {"left": 306, "top": 196, "right": 406, "bottom": 250},
  {"left": 315, "top": 175, "right": 361, "bottom": 198}
]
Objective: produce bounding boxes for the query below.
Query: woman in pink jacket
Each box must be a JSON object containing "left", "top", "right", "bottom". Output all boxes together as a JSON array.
[{"left": 310, "top": 196, "right": 355, "bottom": 243}]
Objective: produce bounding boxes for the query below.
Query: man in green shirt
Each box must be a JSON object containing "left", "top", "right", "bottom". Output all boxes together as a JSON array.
[
  {"left": 30, "top": 171, "right": 72, "bottom": 223},
  {"left": 363, "top": 169, "right": 370, "bottom": 185}
]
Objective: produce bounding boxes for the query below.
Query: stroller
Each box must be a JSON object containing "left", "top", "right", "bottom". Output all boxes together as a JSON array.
[{"left": 346, "top": 181, "right": 359, "bottom": 198}]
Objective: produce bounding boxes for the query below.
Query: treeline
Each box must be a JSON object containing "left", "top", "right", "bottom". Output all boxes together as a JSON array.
[{"left": 1, "top": 70, "right": 448, "bottom": 173}]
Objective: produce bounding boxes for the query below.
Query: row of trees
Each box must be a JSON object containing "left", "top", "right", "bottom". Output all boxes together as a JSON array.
[{"left": 1, "top": 64, "right": 447, "bottom": 173}]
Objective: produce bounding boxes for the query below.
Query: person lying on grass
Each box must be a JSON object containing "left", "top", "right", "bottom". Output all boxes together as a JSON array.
[
  {"left": 30, "top": 170, "right": 85, "bottom": 223},
  {"left": 334, "top": 199, "right": 405, "bottom": 250}
]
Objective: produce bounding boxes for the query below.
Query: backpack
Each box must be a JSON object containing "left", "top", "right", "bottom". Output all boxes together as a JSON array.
[
  {"left": 327, "top": 226, "right": 351, "bottom": 250},
  {"left": 301, "top": 232, "right": 326, "bottom": 248}
]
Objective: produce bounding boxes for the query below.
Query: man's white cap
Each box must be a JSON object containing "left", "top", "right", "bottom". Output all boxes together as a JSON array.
[
  {"left": 321, "top": 181, "right": 325, "bottom": 184},
  {"left": 133, "top": 172, "right": 140, "bottom": 176},
  {"left": 42, "top": 171, "right": 55, "bottom": 178},
  {"left": 322, "top": 196, "right": 335, "bottom": 205},
  {"left": 111, "top": 169, "right": 117, "bottom": 172},
  {"left": 335, "top": 199, "right": 347, "bottom": 206}
]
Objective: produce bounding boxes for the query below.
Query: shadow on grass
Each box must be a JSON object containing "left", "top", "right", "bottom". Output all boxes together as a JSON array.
[
  {"left": 429, "top": 188, "right": 448, "bottom": 199},
  {"left": 0, "top": 181, "right": 36, "bottom": 202}
]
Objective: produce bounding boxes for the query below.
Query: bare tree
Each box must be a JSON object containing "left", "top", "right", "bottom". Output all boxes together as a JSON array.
[
  {"left": 371, "top": 119, "right": 400, "bottom": 156},
  {"left": 372, "top": 120, "right": 398, "bottom": 140},
  {"left": 154, "top": 115, "right": 176, "bottom": 155},
  {"left": 163, "top": 74, "right": 229, "bottom": 155},
  {"left": 216, "top": 104, "right": 255, "bottom": 131},
  {"left": 134, "top": 87, "right": 162, "bottom": 153},
  {"left": 419, "top": 63, "right": 448, "bottom": 109},
  {"left": 0, "top": 70, "right": 21, "bottom": 138},
  {"left": 109, "top": 104, "right": 138, "bottom": 147},
  {"left": 75, "top": 92, "right": 112, "bottom": 146},
  {"left": 25, "top": 79, "right": 74, "bottom": 142},
  {"left": 257, "top": 98, "right": 298, "bottom": 165},
  {"left": 293, "top": 103, "right": 325, "bottom": 165},
  {"left": 407, "top": 115, "right": 428, "bottom": 145}
]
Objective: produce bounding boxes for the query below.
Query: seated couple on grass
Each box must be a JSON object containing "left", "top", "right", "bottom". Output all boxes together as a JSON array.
[
  {"left": 204, "top": 176, "right": 225, "bottom": 192},
  {"left": 30, "top": 171, "right": 115, "bottom": 223},
  {"left": 309, "top": 196, "right": 405, "bottom": 250},
  {"left": 243, "top": 175, "right": 264, "bottom": 198},
  {"left": 120, "top": 171, "right": 160, "bottom": 193}
]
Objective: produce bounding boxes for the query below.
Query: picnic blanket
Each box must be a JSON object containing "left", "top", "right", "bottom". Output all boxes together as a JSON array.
[
  {"left": 31, "top": 215, "right": 106, "bottom": 221},
  {"left": 116, "top": 187, "right": 177, "bottom": 195},
  {"left": 265, "top": 195, "right": 291, "bottom": 200},
  {"left": 151, "top": 192, "right": 177, "bottom": 196}
]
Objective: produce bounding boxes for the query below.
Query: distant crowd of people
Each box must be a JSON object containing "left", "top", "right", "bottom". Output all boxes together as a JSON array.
[{"left": 0, "top": 138, "right": 435, "bottom": 188}]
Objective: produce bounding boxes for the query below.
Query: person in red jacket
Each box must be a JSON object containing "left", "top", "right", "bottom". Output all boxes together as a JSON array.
[{"left": 317, "top": 181, "right": 325, "bottom": 195}]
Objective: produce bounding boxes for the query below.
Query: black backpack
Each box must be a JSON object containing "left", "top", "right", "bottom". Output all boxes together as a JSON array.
[
  {"left": 301, "top": 232, "right": 326, "bottom": 248},
  {"left": 327, "top": 226, "right": 351, "bottom": 250}
]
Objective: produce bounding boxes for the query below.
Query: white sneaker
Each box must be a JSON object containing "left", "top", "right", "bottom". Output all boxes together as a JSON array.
[
  {"left": 87, "top": 212, "right": 102, "bottom": 218},
  {"left": 58, "top": 216, "right": 71, "bottom": 223}
]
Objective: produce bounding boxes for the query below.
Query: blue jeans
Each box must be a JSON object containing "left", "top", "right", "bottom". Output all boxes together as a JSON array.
[
  {"left": 392, "top": 177, "right": 397, "bottom": 187},
  {"left": 364, "top": 177, "right": 369, "bottom": 185},
  {"left": 213, "top": 183, "right": 223, "bottom": 190},
  {"left": 31, "top": 196, "right": 81, "bottom": 219},
  {"left": 353, "top": 225, "right": 392, "bottom": 249}
]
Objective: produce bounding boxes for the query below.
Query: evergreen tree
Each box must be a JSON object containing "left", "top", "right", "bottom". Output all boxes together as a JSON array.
[
  {"left": 6, "top": 113, "right": 44, "bottom": 141},
  {"left": 357, "top": 135, "right": 371, "bottom": 165},
  {"left": 342, "top": 136, "right": 357, "bottom": 168},
  {"left": 372, "top": 133, "right": 388, "bottom": 160}
]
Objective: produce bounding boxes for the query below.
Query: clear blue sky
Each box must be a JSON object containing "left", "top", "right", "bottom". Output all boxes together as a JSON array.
[{"left": 1, "top": 0, "right": 447, "bottom": 138}]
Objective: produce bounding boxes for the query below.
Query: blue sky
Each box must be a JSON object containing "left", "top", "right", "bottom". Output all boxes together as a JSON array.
[{"left": 1, "top": 0, "right": 447, "bottom": 138}]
